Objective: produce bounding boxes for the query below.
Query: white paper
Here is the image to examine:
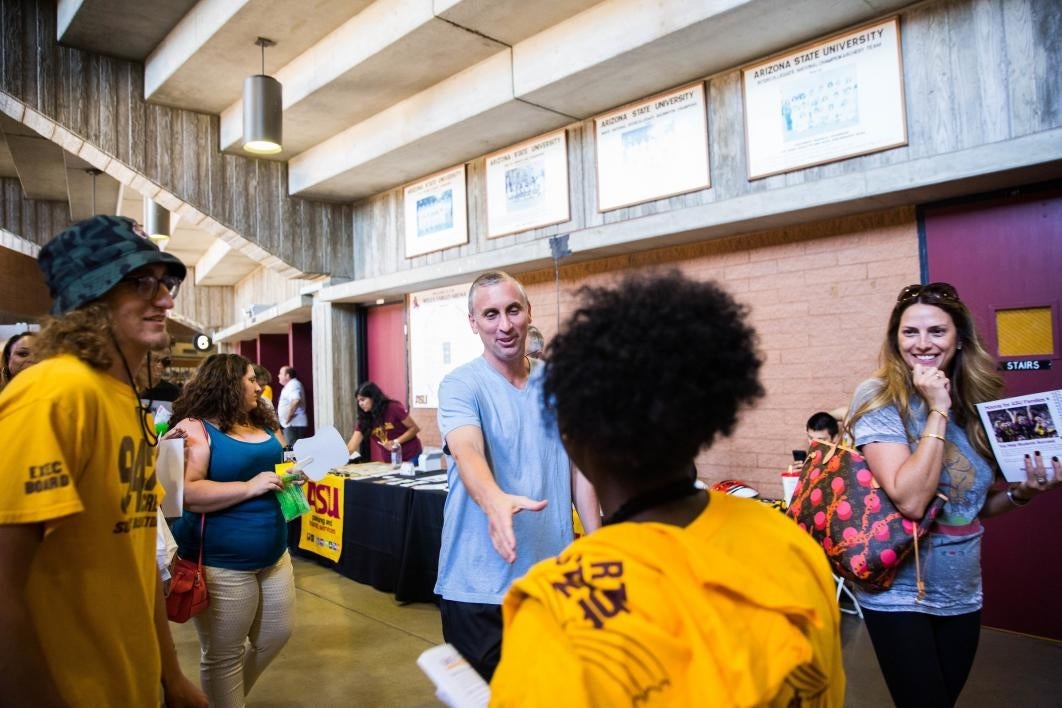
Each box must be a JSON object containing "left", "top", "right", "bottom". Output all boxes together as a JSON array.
[
  {"left": 408, "top": 284, "right": 481, "bottom": 409},
  {"left": 156, "top": 438, "right": 184, "bottom": 517},
  {"left": 416, "top": 644, "right": 489, "bottom": 708},
  {"left": 292, "top": 426, "right": 351, "bottom": 481},
  {"left": 975, "top": 389, "right": 1061, "bottom": 483},
  {"left": 156, "top": 508, "right": 177, "bottom": 579}
]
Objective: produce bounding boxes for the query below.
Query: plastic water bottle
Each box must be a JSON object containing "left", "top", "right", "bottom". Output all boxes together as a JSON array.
[{"left": 391, "top": 443, "right": 401, "bottom": 468}]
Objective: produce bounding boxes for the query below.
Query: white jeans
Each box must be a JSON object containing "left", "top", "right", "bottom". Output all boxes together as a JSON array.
[{"left": 193, "top": 552, "right": 295, "bottom": 708}]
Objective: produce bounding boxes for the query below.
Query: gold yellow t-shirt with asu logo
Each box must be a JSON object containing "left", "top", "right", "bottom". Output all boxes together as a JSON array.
[{"left": 0, "top": 354, "right": 163, "bottom": 706}]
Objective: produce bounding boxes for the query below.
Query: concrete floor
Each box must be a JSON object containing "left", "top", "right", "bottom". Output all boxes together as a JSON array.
[{"left": 172, "top": 556, "right": 1062, "bottom": 706}]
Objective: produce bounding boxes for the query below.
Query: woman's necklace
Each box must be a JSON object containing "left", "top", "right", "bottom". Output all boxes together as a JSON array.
[{"left": 603, "top": 478, "right": 702, "bottom": 526}]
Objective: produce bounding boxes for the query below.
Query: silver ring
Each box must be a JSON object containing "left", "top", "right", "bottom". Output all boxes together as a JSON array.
[{"left": 1036, "top": 476, "right": 1047, "bottom": 485}]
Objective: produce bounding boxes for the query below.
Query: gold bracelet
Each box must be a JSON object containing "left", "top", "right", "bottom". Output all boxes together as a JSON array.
[
  {"left": 929, "top": 408, "right": 949, "bottom": 421},
  {"left": 921, "top": 432, "right": 946, "bottom": 442}
]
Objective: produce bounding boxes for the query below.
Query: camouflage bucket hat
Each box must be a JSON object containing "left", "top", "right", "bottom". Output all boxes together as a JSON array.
[{"left": 38, "top": 214, "right": 187, "bottom": 314}]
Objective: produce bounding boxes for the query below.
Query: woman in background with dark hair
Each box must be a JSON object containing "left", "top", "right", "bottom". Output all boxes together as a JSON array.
[
  {"left": 345, "top": 380, "right": 423, "bottom": 465},
  {"left": 0, "top": 331, "right": 34, "bottom": 391},
  {"left": 490, "top": 271, "right": 845, "bottom": 706},
  {"left": 847, "top": 282, "right": 1060, "bottom": 707},
  {"left": 169, "top": 353, "right": 294, "bottom": 708}
]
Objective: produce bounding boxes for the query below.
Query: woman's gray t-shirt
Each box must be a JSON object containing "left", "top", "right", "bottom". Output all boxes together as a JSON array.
[{"left": 850, "top": 379, "right": 995, "bottom": 615}]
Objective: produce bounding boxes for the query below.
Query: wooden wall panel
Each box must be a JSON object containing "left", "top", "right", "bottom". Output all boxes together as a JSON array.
[
  {"left": 171, "top": 279, "right": 233, "bottom": 333},
  {"left": 0, "top": 179, "right": 71, "bottom": 247},
  {"left": 0, "top": 0, "right": 352, "bottom": 278},
  {"left": 233, "top": 267, "right": 313, "bottom": 316}
]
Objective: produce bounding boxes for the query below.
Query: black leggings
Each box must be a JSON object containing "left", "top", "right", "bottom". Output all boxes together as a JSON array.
[{"left": 862, "top": 608, "right": 981, "bottom": 708}]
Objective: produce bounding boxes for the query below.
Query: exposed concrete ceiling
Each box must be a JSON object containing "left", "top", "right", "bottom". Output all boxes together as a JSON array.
[
  {"left": 28, "top": 0, "right": 918, "bottom": 277},
  {"left": 57, "top": 0, "right": 199, "bottom": 61}
]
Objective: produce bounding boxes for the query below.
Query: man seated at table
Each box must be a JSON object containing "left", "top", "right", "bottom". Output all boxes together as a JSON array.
[
  {"left": 436, "top": 271, "right": 600, "bottom": 681},
  {"left": 806, "top": 410, "right": 840, "bottom": 443}
]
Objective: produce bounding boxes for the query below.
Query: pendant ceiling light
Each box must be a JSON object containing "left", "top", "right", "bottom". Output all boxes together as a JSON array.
[
  {"left": 85, "top": 167, "right": 101, "bottom": 214},
  {"left": 143, "top": 197, "right": 171, "bottom": 249},
  {"left": 243, "top": 37, "right": 282, "bottom": 155}
]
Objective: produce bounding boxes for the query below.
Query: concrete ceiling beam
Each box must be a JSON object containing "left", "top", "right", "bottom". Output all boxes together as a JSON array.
[
  {"left": 218, "top": 0, "right": 506, "bottom": 159},
  {"left": 288, "top": 49, "right": 571, "bottom": 200},
  {"left": 434, "top": 0, "right": 604, "bottom": 46},
  {"left": 512, "top": 0, "right": 912, "bottom": 119},
  {"left": 145, "top": 0, "right": 372, "bottom": 113}
]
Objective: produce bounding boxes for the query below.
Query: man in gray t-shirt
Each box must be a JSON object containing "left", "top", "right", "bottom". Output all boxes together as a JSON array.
[{"left": 436, "top": 271, "right": 599, "bottom": 681}]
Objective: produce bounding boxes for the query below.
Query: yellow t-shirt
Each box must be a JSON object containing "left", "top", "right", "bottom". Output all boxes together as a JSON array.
[
  {"left": 0, "top": 355, "right": 163, "bottom": 706},
  {"left": 491, "top": 493, "right": 845, "bottom": 707},
  {"left": 262, "top": 384, "right": 273, "bottom": 402}
]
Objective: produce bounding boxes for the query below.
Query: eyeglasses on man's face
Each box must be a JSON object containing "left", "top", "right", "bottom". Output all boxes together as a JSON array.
[
  {"left": 896, "top": 282, "right": 959, "bottom": 304},
  {"left": 120, "top": 273, "right": 182, "bottom": 301}
]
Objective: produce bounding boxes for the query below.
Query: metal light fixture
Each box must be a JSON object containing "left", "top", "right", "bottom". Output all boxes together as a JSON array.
[
  {"left": 85, "top": 167, "right": 101, "bottom": 214},
  {"left": 243, "top": 37, "right": 282, "bottom": 155},
  {"left": 143, "top": 198, "right": 171, "bottom": 249}
]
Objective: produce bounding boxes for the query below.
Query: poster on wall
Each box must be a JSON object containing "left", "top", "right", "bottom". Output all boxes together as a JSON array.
[
  {"left": 742, "top": 17, "right": 906, "bottom": 179},
  {"left": 486, "top": 130, "right": 570, "bottom": 238},
  {"left": 403, "top": 165, "right": 468, "bottom": 258},
  {"left": 594, "top": 82, "right": 709, "bottom": 212},
  {"left": 408, "top": 282, "right": 483, "bottom": 409}
]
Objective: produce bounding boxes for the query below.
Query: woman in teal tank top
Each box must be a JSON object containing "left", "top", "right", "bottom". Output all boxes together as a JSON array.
[{"left": 170, "top": 354, "right": 294, "bottom": 708}]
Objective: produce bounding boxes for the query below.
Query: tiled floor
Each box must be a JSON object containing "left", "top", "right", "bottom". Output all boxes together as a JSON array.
[{"left": 171, "top": 556, "right": 1062, "bottom": 706}]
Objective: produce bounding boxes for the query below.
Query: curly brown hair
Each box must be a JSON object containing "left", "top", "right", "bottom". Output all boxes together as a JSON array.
[
  {"left": 543, "top": 270, "right": 764, "bottom": 479},
  {"left": 32, "top": 302, "right": 115, "bottom": 371},
  {"left": 172, "top": 353, "right": 279, "bottom": 433}
]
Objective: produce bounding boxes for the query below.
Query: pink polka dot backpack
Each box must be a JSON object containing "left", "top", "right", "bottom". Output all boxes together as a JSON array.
[{"left": 786, "top": 438, "right": 947, "bottom": 598}]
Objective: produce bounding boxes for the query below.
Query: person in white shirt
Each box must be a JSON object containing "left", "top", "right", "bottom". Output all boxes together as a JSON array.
[{"left": 277, "top": 365, "right": 309, "bottom": 446}]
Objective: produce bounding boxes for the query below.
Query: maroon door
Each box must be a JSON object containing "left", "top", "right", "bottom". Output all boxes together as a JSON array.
[
  {"left": 922, "top": 184, "right": 1062, "bottom": 640},
  {"left": 365, "top": 302, "right": 408, "bottom": 407}
]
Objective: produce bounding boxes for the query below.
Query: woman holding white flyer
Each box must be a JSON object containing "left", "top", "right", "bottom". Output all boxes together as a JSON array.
[{"left": 847, "top": 281, "right": 1061, "bottom": 707}]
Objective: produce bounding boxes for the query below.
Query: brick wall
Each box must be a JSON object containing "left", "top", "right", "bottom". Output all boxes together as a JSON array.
[{"left": 410, "top": 206, "right": 919, "bottom": 497}]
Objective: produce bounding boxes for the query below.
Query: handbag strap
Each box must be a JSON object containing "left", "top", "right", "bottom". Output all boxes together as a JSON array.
[
  {"left": 196, "top": 512, "right": 205, "bottom": 571},
  {"left": 195, "top": 417, "right": 209, "bottom": 572}
]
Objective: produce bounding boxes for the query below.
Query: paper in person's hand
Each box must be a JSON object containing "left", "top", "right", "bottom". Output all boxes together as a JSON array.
[{"left": 975, "top": 389, "right": 1061, "bottom": 483}]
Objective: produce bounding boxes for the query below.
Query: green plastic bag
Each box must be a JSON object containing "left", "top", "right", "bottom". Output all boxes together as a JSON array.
[{"left": 274, "top": 466, "right": 311, "bottom": 521}]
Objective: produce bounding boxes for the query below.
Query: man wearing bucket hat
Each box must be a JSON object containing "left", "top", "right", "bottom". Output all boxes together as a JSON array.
[{"left": 0, "top": 215, "right": 206, "bottom": 706}]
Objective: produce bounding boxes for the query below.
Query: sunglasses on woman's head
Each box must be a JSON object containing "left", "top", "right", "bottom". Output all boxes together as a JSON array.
[{"left": 896, "top": 282, "right": 959, "bottom": 304}]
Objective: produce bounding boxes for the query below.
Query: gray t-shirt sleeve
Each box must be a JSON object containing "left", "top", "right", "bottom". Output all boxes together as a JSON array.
[{"left": 851, "top": 379, "right": 910, "bottom": 447}]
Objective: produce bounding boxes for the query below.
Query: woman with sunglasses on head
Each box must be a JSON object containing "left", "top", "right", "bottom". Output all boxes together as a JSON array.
[
  {"left": 168, "top": 353, "right": 295, "bottom": 708},
  {"left": 846, "top": 282, "right": 1061, "bottom": 707},
  {"left": 0, "top": 331, "right": 35, "bottom": 392},
  {"left": 345, "top": 381, "right": 422, "bottom": 465}
]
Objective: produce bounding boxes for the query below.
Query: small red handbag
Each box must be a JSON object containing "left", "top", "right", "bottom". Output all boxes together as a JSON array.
[
  {"left": 166, "top": 514, "right": 208, "bottom": 623},
  {"left": 786, "top": 439, "right": 946, "bottom": 596}
]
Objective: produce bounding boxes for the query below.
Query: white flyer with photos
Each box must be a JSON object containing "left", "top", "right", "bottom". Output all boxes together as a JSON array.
[{"left": 975, "top": 389, "right": 1061, "bottom": 483}]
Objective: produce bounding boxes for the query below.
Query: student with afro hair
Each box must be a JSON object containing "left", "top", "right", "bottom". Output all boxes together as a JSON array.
[{"left": 490, "top": 270, "right": 845, "bottom": 706}]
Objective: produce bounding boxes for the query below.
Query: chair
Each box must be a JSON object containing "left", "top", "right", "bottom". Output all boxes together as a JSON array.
[{"left": 834, "top": 574, "right": 863, "bottom": 619}]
